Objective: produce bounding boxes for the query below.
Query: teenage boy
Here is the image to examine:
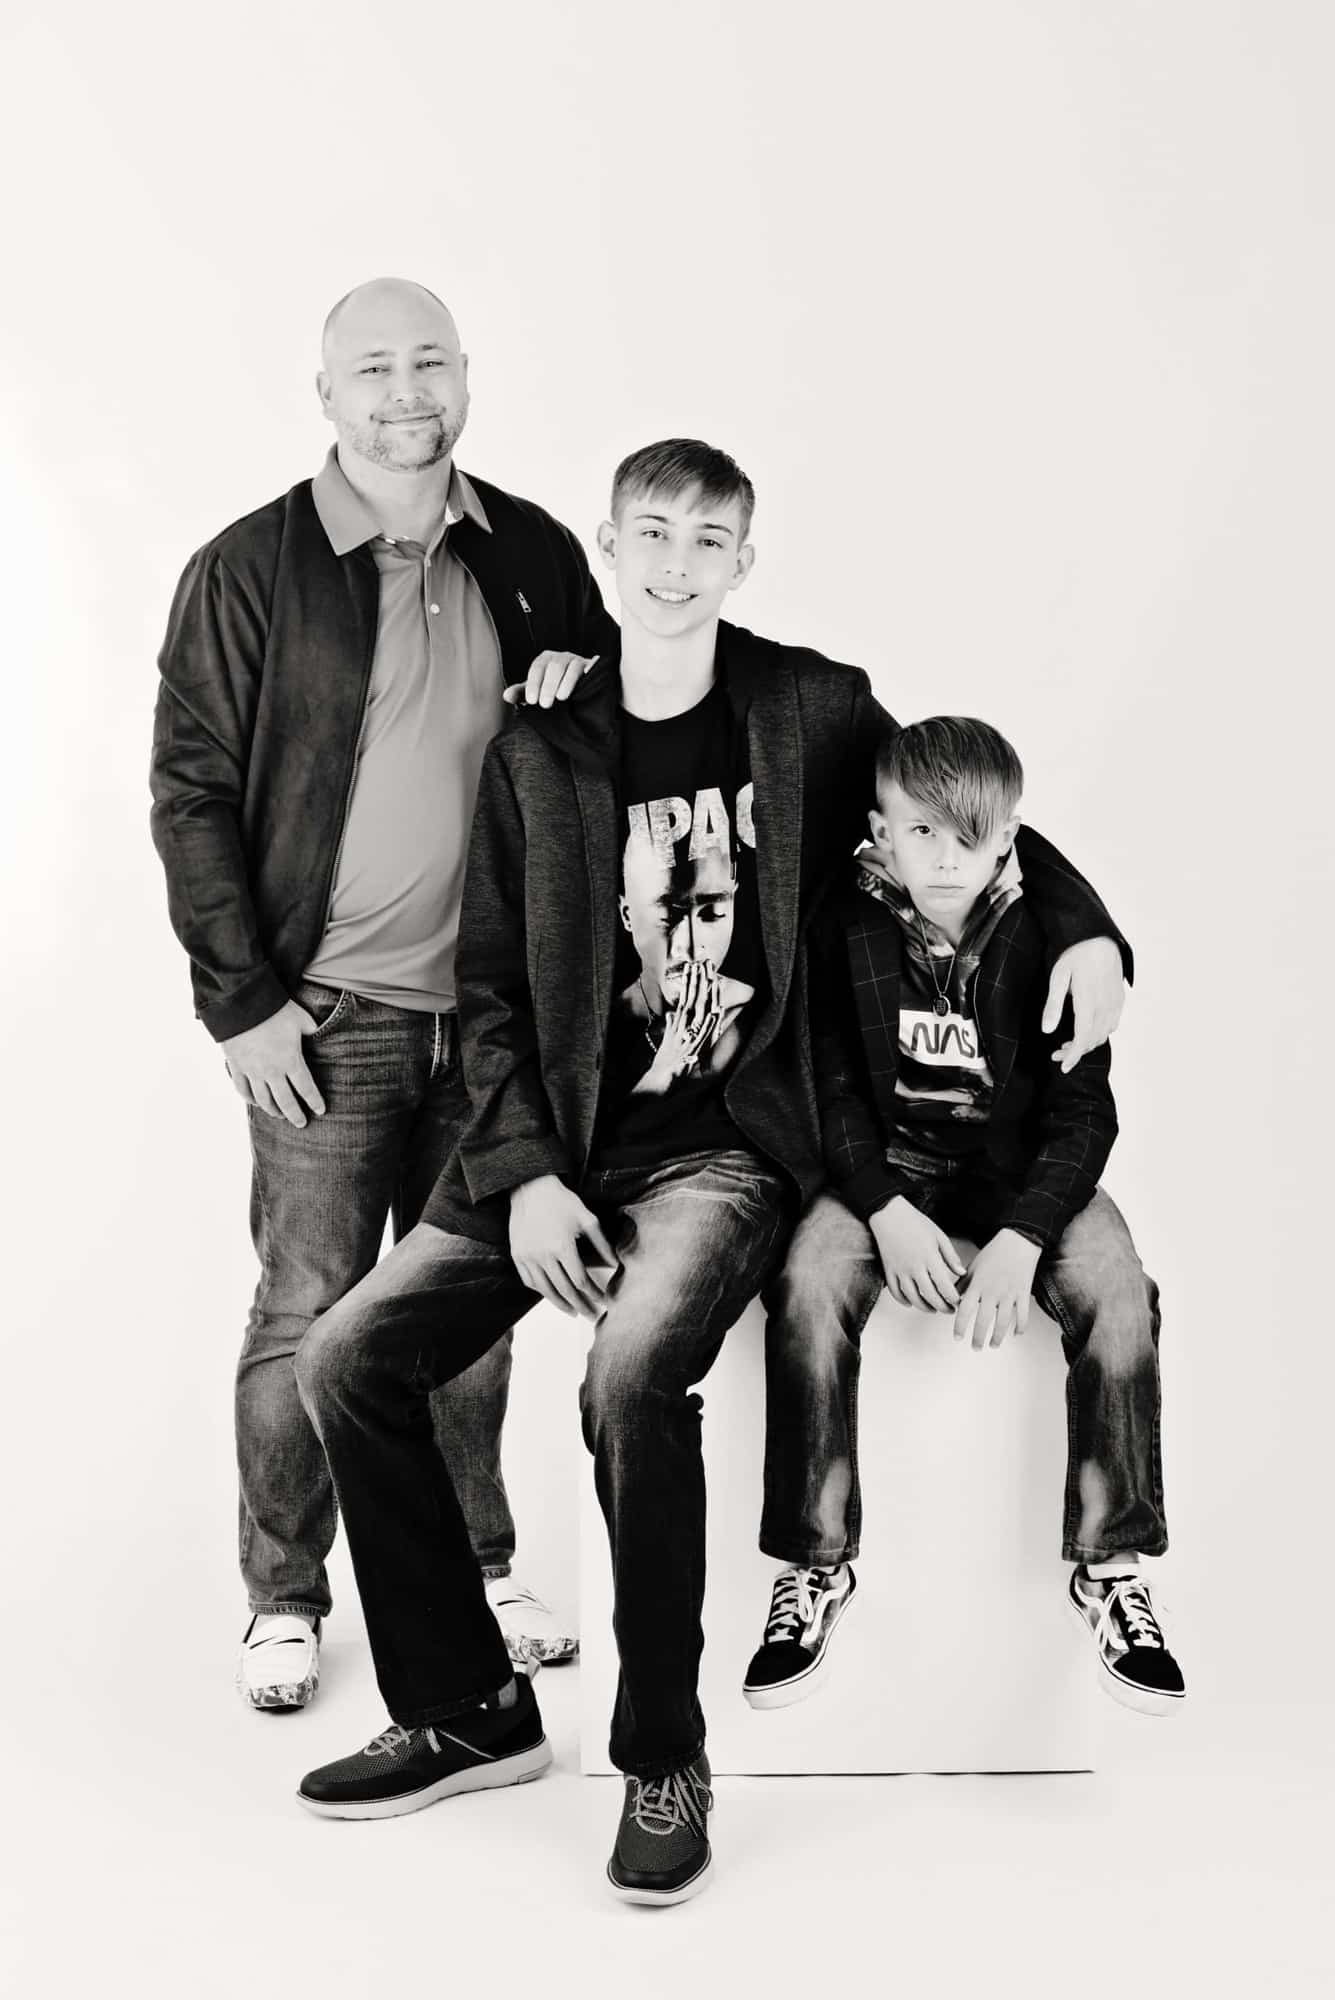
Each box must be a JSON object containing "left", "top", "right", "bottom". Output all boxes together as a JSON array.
[
  {"left": 744, "top": 717, "right": 1184, "bottom": 1717},
  {"left": 291, "top": 442, "right": 1131, "bottom": 1903}
]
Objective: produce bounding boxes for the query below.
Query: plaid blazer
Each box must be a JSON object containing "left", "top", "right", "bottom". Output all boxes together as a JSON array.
[{"left": 810, "top": 876, "right": 1119, "bottom": 1249}]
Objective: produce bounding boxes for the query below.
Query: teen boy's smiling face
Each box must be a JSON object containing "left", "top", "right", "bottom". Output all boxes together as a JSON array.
[
  {"left": 870, "top": 782, "right": 1020, "bottom": 934},
  {"left": 596, "top": 486, "right": 754, "bottom": 639}
]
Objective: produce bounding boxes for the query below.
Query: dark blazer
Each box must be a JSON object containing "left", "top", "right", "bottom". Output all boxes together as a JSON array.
[
  {"left": 423, "top": 623, "right": 1128, "bottom": 1239},
  {"left": 810, "top": 875, "right": 1119, "bottom": 1249},
  {"left": 149, "top": 472, "right": 615, "bottom": 1041}
]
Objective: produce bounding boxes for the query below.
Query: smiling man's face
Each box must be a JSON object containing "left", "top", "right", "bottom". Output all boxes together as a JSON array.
[
  {"left": 598, "top": 484, "right": 753, "bottom": 641},
  {"left": 317, "top": 279, "right": 469, "bottom": 473}
]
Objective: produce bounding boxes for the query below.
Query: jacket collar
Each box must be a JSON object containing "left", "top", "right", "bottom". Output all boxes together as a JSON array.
[{"left": 311, "top": 446, "right": 491, "bottom": 557}]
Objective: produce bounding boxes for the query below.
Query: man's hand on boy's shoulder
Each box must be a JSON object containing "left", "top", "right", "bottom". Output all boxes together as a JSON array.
[
  {"left": 870, "top": 1196, "right": 966, "bottom": 1314},
  {"left": 953, "top": 1228, "right": 1042, "bottom": 1350},
  {"left": 502, "top": 651, "right": 601, "bottom": 709},
  {"left": 1043, "top": 937, "right": 1126, "bottom": 1073}
]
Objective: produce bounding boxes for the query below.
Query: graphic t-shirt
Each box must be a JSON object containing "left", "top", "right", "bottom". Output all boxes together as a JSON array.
[
  {"left": 856, "top": 847, "right": 1023, "bottom": 1167},
  {"left": 590, "top": 679, "right": 765, "bottom": 1171}
]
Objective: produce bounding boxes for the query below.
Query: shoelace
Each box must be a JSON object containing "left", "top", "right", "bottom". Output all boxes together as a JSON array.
[
  {"left": 764, "top": 1566, "right": 822, "bottom": 1646},
  {"left": 1091, "top": 1574, "right": 1164, "bottom": 1654},
  {"left": 364, "top": 1723, "right": 441, "bottom": 1760},
  {"left": 629, "top": 1767, "right": 713, "bottom": 1840}
]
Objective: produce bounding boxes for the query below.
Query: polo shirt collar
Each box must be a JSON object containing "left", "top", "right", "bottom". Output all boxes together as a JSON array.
[{"left": 312, "top": 446, "right": 491, "bottom": 556}]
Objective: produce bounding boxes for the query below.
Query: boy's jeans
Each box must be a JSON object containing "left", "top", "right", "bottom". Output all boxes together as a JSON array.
[
  {"left": 760, "top": 1179, "right": 1166, "bottom": 1567},
  {"left": 294, "top": 1149, "right": 792, "bottom": 1776},
  {"left": 237, "top": 982, "right": 515, "bottom": 1619}
]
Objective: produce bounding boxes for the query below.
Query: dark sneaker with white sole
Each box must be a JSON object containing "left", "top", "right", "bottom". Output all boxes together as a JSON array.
[
  {"left": 742, "top": 1563, "right": 856, "bottom": 1708},
  {"left": 607, "top": 1754, "right": 713, "bottom": 1905},
  {"left": 1069, "top": 1564, "right": 1186, "bottom": 1716},
  {"left": 297, "top": 1671, "right": 552, "bottom": 1819}
]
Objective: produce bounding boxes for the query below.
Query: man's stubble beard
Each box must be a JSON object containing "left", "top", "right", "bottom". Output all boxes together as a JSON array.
[{"left": 344, "top": 398, "right": 469, "bottom": 471}]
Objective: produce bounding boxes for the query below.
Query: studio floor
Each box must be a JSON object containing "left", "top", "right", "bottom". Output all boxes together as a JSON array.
[{"left": 10, "top": 1587, "right": 1332, "bottom": 2000}]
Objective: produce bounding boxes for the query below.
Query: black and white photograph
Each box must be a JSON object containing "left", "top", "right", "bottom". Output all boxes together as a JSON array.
[{"left": 4, "top": 3, "right": 1331, "bottom": 1993}]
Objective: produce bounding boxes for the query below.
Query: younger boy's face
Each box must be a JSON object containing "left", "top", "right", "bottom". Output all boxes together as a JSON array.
[
  {"left": 597, "top": 486, "right": 754, "bottom": 643},
  {"left": 870, "top": 782, "right": 1020, "bottom": 928}
]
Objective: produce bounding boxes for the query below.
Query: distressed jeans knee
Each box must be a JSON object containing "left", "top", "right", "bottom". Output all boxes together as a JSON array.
[
  {"left": 760, "top": 1193, "right": 881, "bottom": 1566},
  {"left": 1035, "top": 1190, "right": 1167, "bottom": 1563}
]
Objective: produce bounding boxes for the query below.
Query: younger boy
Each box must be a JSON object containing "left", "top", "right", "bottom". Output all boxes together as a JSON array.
[{"left": 745, "top": 717, "right": 1184, "bottom": 1716}]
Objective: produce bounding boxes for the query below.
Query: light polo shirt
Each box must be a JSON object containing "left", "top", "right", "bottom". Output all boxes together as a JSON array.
[{"left": 303, "top": 447, "right": 505, "bottom": 1012}]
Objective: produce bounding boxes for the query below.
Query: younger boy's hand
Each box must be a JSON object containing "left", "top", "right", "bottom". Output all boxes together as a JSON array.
[
  {"left": 870, "top": 1197, "right": 967, "bottom": 1313},
  {"left": 954, "top": 1228, "right": 1042, "bottom": 1349},
  {"left": 502, "top": 651, "right": 600, "bottom": 708}
]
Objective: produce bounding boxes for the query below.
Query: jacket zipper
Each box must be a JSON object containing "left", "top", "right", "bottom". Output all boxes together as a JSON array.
[{"left": 451, "top": 548, "right": 515, "bottom": 698}]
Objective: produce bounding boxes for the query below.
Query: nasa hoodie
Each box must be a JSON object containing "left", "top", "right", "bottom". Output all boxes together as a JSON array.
[{"left": 855, "top": 843, "right": 1023, "bottom": 1163}]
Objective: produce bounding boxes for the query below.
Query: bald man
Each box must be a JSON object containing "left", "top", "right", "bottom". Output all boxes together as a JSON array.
[{"left": 151, "top": 278, "right": 615, "bottom": 1707}]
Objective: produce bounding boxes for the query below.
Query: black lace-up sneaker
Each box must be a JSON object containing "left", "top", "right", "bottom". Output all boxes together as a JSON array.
[
  {"left": 607, "top": 1754, "right": 713, "bottom": 1905},
  {"left": 1069, "top": 1563, "right": 1186, "bottom": 1716},
  {"left": 742, "top": 1563, "right": 856, "bottom": 1709},
  {"left": 296, "top": 1672, "right": 552, "bottom": 1819}
]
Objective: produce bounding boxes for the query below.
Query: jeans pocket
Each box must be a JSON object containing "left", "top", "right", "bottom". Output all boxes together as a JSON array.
[{"left": 301, "top": 985, "right": 353, "bottom": 1038}]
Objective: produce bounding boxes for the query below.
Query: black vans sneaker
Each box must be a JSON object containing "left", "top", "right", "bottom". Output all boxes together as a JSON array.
[
  {"left": 607, "top": 1754, "right": 713, "bottom": 1905},
  {"left": 297, "top": 1672, "right": 552, "bottom": 1819},
  {"left": 1069, "top": 1564, "right": 1186, "bottom": 1716},
  {"left": 742, "top": 1563, "right": 856, "bottom": 1709}
]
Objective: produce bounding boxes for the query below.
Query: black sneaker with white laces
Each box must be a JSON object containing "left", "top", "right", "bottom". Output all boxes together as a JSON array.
[
  {"left": 296, "top": 1671, "right": 552, "bottom": 1819},
  {"left": 1069, "top": 1563, "right": 1186, "bottom": 1716},
  {"left": 742, "top": 1563, "right": 856, "bottom": 1709},
  {"left": 607, "top": 1754, "right": 713, "bottom": 1905}
]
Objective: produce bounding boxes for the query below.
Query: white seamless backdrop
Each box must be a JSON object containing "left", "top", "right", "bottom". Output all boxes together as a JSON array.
[{"left": 2, "top": 3, "right": 1331, "bottom": 1994}]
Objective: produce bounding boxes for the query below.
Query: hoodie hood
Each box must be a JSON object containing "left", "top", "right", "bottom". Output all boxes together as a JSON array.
[{"left": 854, "top": 839, "right": 1024, "bottom": 948}]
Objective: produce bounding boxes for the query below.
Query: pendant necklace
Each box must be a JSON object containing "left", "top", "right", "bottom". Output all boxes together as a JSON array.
[{"left": 916, "top": 916, "right": 957, "bottom": 1017}]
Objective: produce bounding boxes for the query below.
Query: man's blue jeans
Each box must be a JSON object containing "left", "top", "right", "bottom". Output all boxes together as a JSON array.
[
  {"left": 295, "top": 1150, "right": 792, "bottom": 1776},
  {"left": 237, "top": 982, "right": 515, "bottom": 1618},
  {"left": 761, "top": 1182, "right": 1167, "bottom": 1567}
]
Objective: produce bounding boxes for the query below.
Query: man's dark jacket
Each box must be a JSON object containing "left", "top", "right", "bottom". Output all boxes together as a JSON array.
[
  {"left": 423, "top": 625, "right": 1131, "bottom": 1239},
  {"left": 810, "top": 874, "right": 1119, "bottom": 1250},
  {"left": 149, "top": 471, "right": 615, "bottom": 1042}
]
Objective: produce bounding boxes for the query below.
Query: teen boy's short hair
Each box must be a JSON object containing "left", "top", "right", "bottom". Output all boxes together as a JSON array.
[
  {"left": 610, "top": 439, "right": 756, "bottom": 542},
  {"left": 876, "top": 716, "right": 1024, "bottom": 846}
]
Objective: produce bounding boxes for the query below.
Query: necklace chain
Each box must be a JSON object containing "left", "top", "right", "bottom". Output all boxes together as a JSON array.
[
  {"left": 915, "top": 915, "right": 958, "bottom": 1017},
  {"left": 637, "top": 977, "right": 661, "bottom": 1053}
]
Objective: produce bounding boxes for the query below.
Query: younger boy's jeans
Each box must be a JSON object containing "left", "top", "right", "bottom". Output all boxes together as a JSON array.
[
  {"left": 237, "top": 983, "right": 516, "bottom": 1619},
  {"left": 760, "top": 1177, "right": 1166, "bottom": 1566},
  {"left": 295, "top": 1149, "right": 792, "bottom": 1777}
]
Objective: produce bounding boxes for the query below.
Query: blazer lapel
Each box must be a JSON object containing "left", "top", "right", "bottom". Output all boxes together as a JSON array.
[
  {"left": 572, "top": 762, "right": 621, "bottom": 1050},
  {"left": 732, "top": 635, "right": 803, "bottom": 1052}
]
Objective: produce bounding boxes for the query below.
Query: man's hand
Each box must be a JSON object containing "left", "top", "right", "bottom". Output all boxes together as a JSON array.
[
  {"left": 222, "top": 1000, "right": 326, "bottom": 1127},
  {"left": 501, "top": 651, "right": 600, "bottom": 709},
  {"left": 869, "top": 1196, "right": 967, "bottom": 1313},
  {"left": 510, "top": 1174, "right": 618, "bottom": 1319},
  {"left": 953, "top": 1228, "right": 1042, "bottom": 1350},
  {"left": 1043, "top": 936, "right": 1125, "bottom": 1072}
]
